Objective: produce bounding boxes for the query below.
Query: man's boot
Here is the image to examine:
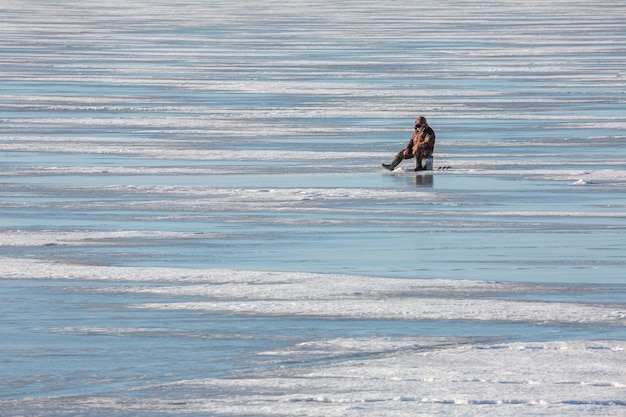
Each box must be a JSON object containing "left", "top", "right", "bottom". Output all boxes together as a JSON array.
[
  {"left": 414, "top": 156, "right": 424, "bottom": 171},
  {"left": 414, "top": 156, "right": 433, "bottom": 171},
  {"left": 382, "top": 155, "right": 402, "bottom": 171}
]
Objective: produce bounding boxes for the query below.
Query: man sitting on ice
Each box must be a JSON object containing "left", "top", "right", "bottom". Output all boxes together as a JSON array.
[{"left": 382, "top": 116, "right": 436, "bottom": 171}]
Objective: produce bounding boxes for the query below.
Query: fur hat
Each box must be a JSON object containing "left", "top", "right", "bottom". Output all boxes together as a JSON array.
[{"left": 415, "top": 116, "right": 428, "bottom": 127}]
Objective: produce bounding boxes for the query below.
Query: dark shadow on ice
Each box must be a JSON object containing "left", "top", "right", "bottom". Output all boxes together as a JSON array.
[
  {"left": 414, "top": 174, "right": 434, "bottom": 187},
  {"left": 383, "top": 170, "right": 435, "bottom": 188}
]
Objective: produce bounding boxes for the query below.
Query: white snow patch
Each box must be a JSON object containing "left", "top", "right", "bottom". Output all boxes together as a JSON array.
[
  {"left": 20, "top": 339, "right": 618, "bottom": 417},
  {"left": 2, "top": 257, "right": 624, "bottom": 326}
]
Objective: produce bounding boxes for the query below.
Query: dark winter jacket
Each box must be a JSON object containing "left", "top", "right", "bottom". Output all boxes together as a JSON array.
[{"left": 404, "top": 125, "right": 435, "bottom": 158}]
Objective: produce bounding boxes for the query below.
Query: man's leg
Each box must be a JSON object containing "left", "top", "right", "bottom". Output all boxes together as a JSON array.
[
  {"left": 382, "top": 150, "right": 405, "bottom": 171},
  {"left": 414, "top": 156, "right": 433, "bottom": 171},
  {"left": 414, "top": 156, "right": 423, "bottom": 171}
]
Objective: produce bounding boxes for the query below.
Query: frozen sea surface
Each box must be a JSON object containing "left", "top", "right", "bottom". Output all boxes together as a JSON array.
[{"left": 1, "top": 0, "right": 625, "bottom": 415}]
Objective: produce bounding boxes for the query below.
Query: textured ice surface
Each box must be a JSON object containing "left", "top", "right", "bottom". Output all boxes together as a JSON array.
[
  {"left": 1, "top": 0, "right": 625, "bottom": 415},
  {"left": 1, "top": 259, "right": 625, "bottom": 416}
]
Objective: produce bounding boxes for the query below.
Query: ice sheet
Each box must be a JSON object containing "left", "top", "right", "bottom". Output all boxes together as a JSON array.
[
  {"left": 1, "top": 0, "right": 626, "bottom": 415},
  {"left": 1, "top": 259, "right": 625, "bottom": 416},
  {"left": 3, "top": 257, "right": 625, "bottom": 326}
]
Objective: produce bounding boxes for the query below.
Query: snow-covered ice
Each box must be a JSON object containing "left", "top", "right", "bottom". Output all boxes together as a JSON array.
[
  {"left": 1, "top": 0, "right": 625, "bottom": 415},
  {"left": 1, "top": 259, "right": 625, "bottom": 416}
]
